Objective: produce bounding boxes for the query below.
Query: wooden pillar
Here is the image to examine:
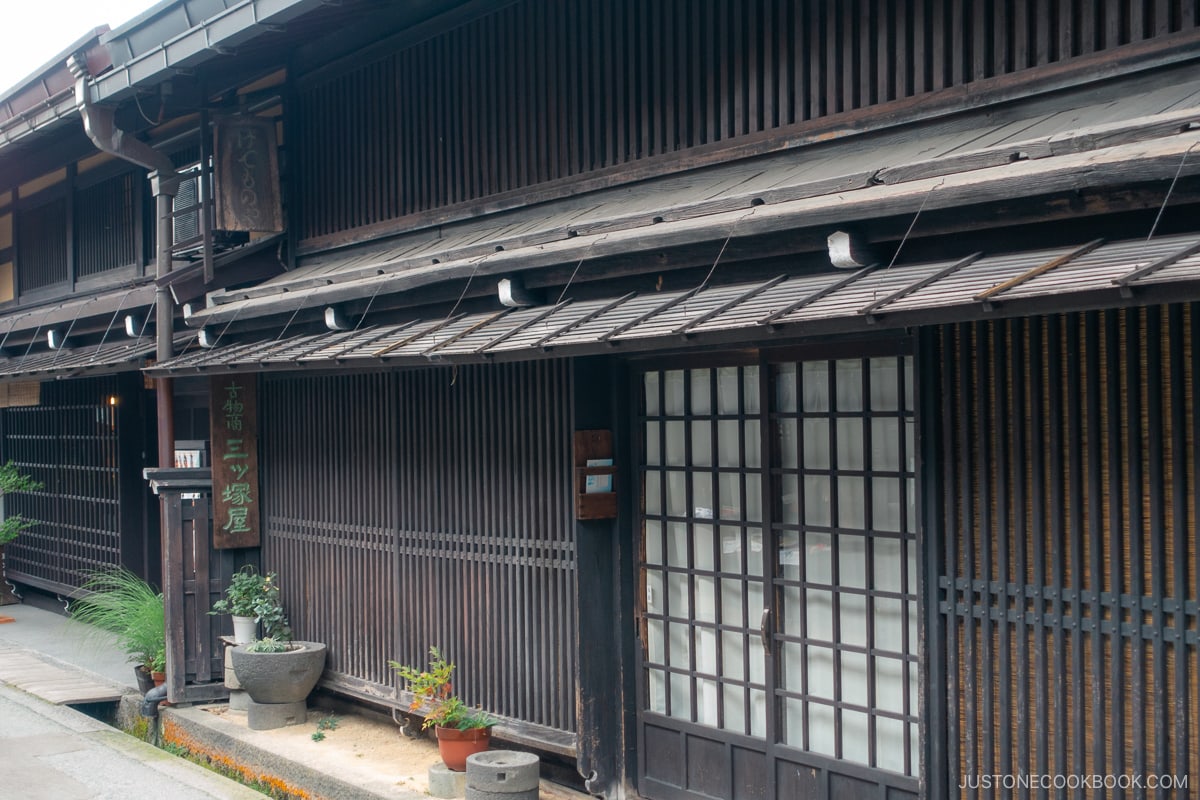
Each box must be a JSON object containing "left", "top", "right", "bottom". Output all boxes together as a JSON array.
[{"left": 572, "top": 356, "right": 636, "bottom": 798}]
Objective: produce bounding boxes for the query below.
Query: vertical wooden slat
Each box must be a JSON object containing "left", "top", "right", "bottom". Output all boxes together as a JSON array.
[
  {"left": 994, "top": 320, "right": 1013, "bottom": 779},
  {"left": 1146, "top": 307, "right": 1170, "bottom": 780},
  {"left": 1065, "top": 314, "right": 1086, "bottom": 781},
  {"left": 1166, "top": 303, "right": 1188, "bottom": 781},
  {"left": 1126, "top": 307, "right": 1148, "bottom": 781},
  {"left": 1104, "top": 308, "right": 1127, "bottom": 778},
  {"left": 1084, "top": 311, "right": 1107, "bottom": 780},
  {"left": 975, "top": 321, "right": 995, "bottom": 777}
]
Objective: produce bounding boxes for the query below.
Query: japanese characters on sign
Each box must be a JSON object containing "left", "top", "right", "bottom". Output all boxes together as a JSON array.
[
  {"left": 210, "top": 375, "right": 260, "bottom": 548},
  {"left": 214, "top": 116, "right": 283, "bottom": 233}
]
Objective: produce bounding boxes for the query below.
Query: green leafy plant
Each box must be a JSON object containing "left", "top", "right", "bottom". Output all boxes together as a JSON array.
[
  {"left": 0, "top": 461, "right": 42, "bottom": 545},
  {"left": 388, "top": 646, "right": 495, "bottom": 731},
  {"left": 311, "top": 714, "right": 339, "bottom": 741},
  {"left": 69, "top": 568, "right": 165, "bottom": 672},
  {"left": 209, "top": 565, "right": 291, "bottom": 640},
  {"left": 245, "top": 636, "right": 292, "bottom": 653}
]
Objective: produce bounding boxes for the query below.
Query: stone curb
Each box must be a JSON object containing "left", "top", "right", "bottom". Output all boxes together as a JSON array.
[{"left": 159, "top": 704, "right": 429, "bottom": 800}]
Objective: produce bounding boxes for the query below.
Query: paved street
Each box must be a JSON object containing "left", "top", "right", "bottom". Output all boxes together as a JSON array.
[{"left": 0, "top": 681, "right": 261, "bottom": 799}]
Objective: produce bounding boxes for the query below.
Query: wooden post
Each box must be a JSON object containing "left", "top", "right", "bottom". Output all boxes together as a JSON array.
[
  {"left": 572, "top": 356, "right": 635, "bottom": 798},
  {"left": 145, "top": 468, "right": 231, "bottom": 705}
]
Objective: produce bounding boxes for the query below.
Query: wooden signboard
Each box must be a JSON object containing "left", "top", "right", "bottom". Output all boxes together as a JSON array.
[
  {"left": 213, "top": 116, "right": 283, "bottom": 232},
  {"left": 210, "top": 375, "right": 260, "bottom": 549}
]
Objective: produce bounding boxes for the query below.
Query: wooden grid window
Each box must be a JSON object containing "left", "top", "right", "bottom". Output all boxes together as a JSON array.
[
  {"left": 642, "top": 366, "right": 768, "bottom": 736},
  {"left": 771, "top": 357, "right": 919, "bottom": 777},
  {"left": 639, "top": 355, "right": 919, "bottom": 780}
]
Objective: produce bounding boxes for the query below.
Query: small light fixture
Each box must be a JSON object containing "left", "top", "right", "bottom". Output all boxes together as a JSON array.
[
  {"left": 498, "top": 276, "right": 538, "bottom": 308},
  {"left": 47, "top": 329, "right": 69, "bottom": 350},
  {"left": 107, "top": 395, "right": 118, "bottom": 407},
  {"left": 827, "top": 230, "right": 878, "bottom": 269},
  {"left": 324, "top": 306, "right": 351, "bottom": 331},
  {"left": 124, "top": 314, "right": 145, "bottom": 338}
]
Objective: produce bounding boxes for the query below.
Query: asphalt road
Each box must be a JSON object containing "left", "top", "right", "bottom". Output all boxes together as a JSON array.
[{"left": 0, "top": 682, "right": 261, "bottom": 800}]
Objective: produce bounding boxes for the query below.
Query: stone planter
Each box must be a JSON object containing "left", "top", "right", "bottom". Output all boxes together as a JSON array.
[{"left": 230, "top": 641, "right": 327, "bottom": 704}]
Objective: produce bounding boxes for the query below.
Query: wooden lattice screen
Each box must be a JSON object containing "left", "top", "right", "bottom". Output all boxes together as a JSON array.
[
  {"left": 2, "top": 376, "right": 122, "bottom": 593},
  {"left": 935, "top": 306, "right": 1200, "bottom": 795},
  {"left": 259, "top": 362, "right": 577, "bottom": 745}
]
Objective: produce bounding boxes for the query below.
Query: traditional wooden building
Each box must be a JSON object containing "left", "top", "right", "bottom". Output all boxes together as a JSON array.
[
  {"left": 0, "top": 30, "right": 168, "bottom": 597},
  {"left": 14, "top": 1, "right": 1200, "bottom": 797}
]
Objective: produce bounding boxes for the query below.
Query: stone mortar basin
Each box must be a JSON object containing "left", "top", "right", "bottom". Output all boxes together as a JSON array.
[{"left": 230, "top": 640, "right": 327, "bottom": 705}]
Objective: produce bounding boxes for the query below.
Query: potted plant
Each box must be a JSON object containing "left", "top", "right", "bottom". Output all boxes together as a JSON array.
[
  {"left": 389, "top": 646, "right": 495, "bottom": 771},
  {"left": 0, "top": 461, "right": 42, "bottom": 607},
  {"left": 69, "top": 568, "right": 165, "bottom": 694},
  {"left": 231, "top": 635, "right": 328, "bottom": 706},
  {"left": 216, "top": 570, "right": 326, "bottom": 711},
  {"left": 209, "top": 565, "right": 291, "bottom": 644}
]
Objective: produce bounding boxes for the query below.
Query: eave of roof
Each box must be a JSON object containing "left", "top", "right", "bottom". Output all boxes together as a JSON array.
[
  {"left": 0, "top": 0, "right": 327, "bottom": 153},
  {"left": 184, "top": 60, "right": 1200, "bottom": 331},
  {"left": 0, "top": 333, "right": 193, "bottom": 384},
  {"left": 187, "top": 122, "right": 1200, "bottom": 330},
  {"left": 0, "top": 282, "right": 158, "bottom": 339},
  {"left": 149, "top": 231, "right": 1200, "bottom": 376},
  {"left": 0, "top": 29, "right": 111, "bottom": 150}
]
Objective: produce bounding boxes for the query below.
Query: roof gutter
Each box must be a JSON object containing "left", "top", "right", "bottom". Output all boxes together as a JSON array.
[{"left": 91, "top": 0, "right": 328, "bottom": 105}]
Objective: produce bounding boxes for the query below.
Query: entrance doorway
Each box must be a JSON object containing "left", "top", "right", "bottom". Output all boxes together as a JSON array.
[{"left": 637, "top": 352, "right": 919, "bottom": 799}]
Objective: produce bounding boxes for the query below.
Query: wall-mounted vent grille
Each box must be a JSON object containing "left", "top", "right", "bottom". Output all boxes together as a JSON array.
[{"left": 172, "top": 174, "right": 201, "bottom": 247}]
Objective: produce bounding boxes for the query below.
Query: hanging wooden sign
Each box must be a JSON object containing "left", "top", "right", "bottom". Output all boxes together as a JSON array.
[
  {"left": 213, "top": 116, "right": 283, "bottom": 232},
  {"left": 210, "top": 375, "right": 260, "bottom": 549}
]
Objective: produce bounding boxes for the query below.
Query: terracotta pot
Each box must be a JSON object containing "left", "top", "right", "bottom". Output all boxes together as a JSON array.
[
  {"left": 151, "top": 670, "right": 166, "bottom": 687},
  {"left": 435, "top": 725, "right": 492, "bottom": 771}
]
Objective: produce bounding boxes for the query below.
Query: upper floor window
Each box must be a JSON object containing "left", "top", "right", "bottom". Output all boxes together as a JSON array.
[{"left": 6, "top": 165, "right": 145, "bottom": 303}]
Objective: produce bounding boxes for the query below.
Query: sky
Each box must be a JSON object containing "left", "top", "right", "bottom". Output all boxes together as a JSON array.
[{"left": 0, "top": 0, "right": 156, "bottom": 96}]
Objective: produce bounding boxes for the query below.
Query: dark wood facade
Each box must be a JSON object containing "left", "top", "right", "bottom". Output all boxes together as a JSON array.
[
  {"left": 931, "top": 307, "right": 1200, "bottom": 793},
  {"left": 292, "top": 0, "right": 1200, "bottom": 248},
  {"left": 1, "top": 373, "right": 159, "bottom": 594},
  {"left": 6, "top": 1, "right": 1200, "bottom": 798},
  {"left": 258, "top": 363, "right": 578, "bottom": 746}
]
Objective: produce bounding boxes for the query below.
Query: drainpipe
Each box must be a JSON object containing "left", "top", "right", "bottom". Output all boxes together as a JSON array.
[
  {"left": 68, "top": 54, "right": 178, "bottom": 469},
  {"left": 69, "top": 56, "right": 180, "bottom": 695}
]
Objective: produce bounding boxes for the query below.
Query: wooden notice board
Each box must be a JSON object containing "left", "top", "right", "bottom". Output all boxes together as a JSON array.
[
  {"left": 210, "top": 375, "right": 260, "bottom": 548},
  {"left": 214, "top": 116, "right": 283, "bottom": 233}
]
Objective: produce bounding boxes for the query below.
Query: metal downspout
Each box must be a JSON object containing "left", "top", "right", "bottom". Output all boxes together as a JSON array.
[
  {"left": 68, "top": 54, "right": 179, "bottom": 467},
  {"left": 69, "top": 54, "right": 180, "bottom": 689}
]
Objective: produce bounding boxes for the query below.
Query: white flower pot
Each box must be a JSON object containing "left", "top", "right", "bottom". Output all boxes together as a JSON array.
[{"left": 232, "top": 615, "right": 258, "bottom": 644}]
